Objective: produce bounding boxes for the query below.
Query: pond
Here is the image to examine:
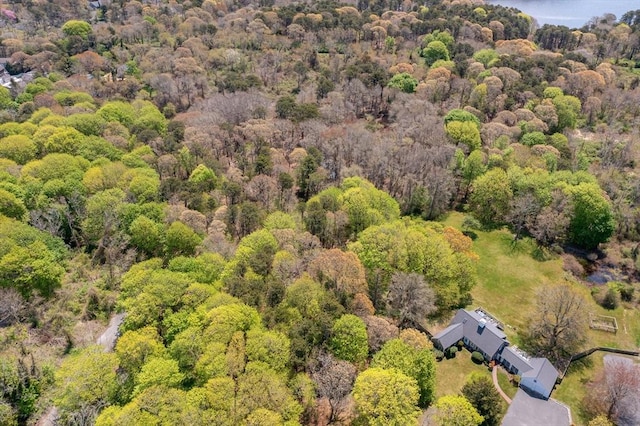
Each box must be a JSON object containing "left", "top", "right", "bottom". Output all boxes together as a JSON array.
[{"left": 485, "top": 0, "right": 639, "bottom": 28}]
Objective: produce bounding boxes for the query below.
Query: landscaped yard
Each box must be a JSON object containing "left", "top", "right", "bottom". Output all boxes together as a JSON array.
[
  {"left": 434, "top": 348, "right": 493, "bottom": 398},
  {"left": 439, "top": 212, "right": 640, "bottom": 425},
  {"left": 496, "top": 368, "right": 518, "bottom": 400}
]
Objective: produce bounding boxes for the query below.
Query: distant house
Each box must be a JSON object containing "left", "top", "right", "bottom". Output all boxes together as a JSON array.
[{"left": 433, "top": 308, "right": 559, "bottom": 400}]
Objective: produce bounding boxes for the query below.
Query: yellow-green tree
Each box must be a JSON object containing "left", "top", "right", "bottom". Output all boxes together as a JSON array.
[
  {"left": 330, "top": 314, "right": 368, "bottom": 364},
  {"left": 468, "top": 168, "right": 513, "bottom": 228},
  {"left": 54, "top": 346, "right": 119, "bottom": 423},
  {"left": 432, "top": 395, "right": 484, "bottom": 426},
  {"left": 371, "top": 338, "right": 436, "bottom": 407},
  {"left": 352, "top": 368, "right": 421, "bottom": 426}
]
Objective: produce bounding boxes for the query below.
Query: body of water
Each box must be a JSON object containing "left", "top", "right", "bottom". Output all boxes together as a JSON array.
[{"left": 485, "top": 0, "right": 639, "bottom": 28}]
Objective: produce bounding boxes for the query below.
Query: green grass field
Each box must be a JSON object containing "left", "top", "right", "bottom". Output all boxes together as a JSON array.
[
  {"left": 438, "top": 212, "right": 640, "bottom": 425},
  {"left": 442, "top": 212, "right": 566, "bottom": 339}
]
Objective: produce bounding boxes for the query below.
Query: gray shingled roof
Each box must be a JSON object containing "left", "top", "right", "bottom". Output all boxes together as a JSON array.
[
  {"left": 432, "top": 322, "right": 463, "bottom": 350},
  {"left": 522, "top": 358, "right": 559, "bottom": 397},
  {"left": 453, "top": 309, "right": 507, "bottom": 357},
  {"left": 501, "top": 346, "right": 534, "bottom": 374}
]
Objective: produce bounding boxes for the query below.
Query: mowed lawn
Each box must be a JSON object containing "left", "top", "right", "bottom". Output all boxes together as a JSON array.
[
  {"left": 438, "top": 212, "right": 640, "bottom": 424},
  {"left": 434, "top": 348, "right": 493, "bottom": 398},
  {"left": 441, "top": 212, "right": 566, "bottom": 337}
]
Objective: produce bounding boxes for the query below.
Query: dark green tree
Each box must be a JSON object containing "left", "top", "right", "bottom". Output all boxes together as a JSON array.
[
  {"left": 565, "top": 183, "right": 615, "bottom": 249},
  {"left": 461, "top": 373, "right": 504, "bottom": 426},
  {"left": 296, "top": 154, "right": 320, "bottom": 201}
]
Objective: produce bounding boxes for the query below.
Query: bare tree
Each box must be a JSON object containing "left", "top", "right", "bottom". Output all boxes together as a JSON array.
[
  {"left": 363, "top": 315, "right": 399, "bottom": 353},
  {"left": 525, "top": 284, "right": 589, "bottom": 367},
  {"left": 308, "top": 351, "right": 357, "bottom": 424},
  {"left": 506, "top": 192, "right": 541, "bottom": 241},
  {"left": 386, "top": 272, "right": 437, "bottom": 329},
  {"left": 528, "top": 189, "right": 572, "bottom": 248},
  {"left": 0, "top": 288, "right": 26, "bottom": 326},
  {"left": 583, "top": 357, "right": 640, "bottom": 426}
]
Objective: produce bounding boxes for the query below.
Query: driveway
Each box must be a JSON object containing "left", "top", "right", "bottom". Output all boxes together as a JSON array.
[{"left": 501, "top": 389, "right": 571, "bottom": 426}]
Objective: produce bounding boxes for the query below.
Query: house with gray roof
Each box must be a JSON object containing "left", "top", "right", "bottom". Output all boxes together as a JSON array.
[
  {"left": 432, "top": 322, "right": 463, "bottom": 352},
  {"left": 433, "top": 308, "right": 508, "bottom": 362},
  {"left": 520, "top": 358, "right": 559, "bottom": 400},
  {"left": 433, "top": 308, "right": 559, "bottom": 400},
  {"left": 501, "top": 346, "right": 534, "bottom": 375}
]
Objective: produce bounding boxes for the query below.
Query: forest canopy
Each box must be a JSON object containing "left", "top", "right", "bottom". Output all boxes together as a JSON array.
[{"left": 0, "top": 0, "right": 639, "bottom": 425}]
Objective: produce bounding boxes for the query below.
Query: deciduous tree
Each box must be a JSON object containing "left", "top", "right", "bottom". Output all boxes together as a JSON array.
[
  {"left": 469, "top": 168, "right": 512, "bottom": 228},
  {"left": 329, "top": 314, "right": 368, "bottom": 364},
  {"left": 386, "top": 272, "right": 436, "bottom": 328},
  {"left": 352, "top": 368, "right": 420, "bottom": 426},
  {"left": 583, "top": 357, "right": 640, "bottom": 425},
  {"left": 565, "top": 182, "right": 615, "bottom": 249},
  {"left": 0, "top": 240, "right": 65, "bottom": 298},
  {"left": 115, "top": 327, "right": 167, "bottom": 375},
  {"left": 525, "top": 284, "right": 588, "bottom": 366},
  {"left": 133, "top": 358, "right": 184, "bottom": 397},
  {"left": 422, "top": 41, "right": 450, "bottom": 67},
  {"left": 308, "top": 351, "right": 356, "bottom": 424},
  {"left": 387, "top": 73, "right": 418, "bottom": 93},
  {"left": 165, "top": 221, "right": 202, "bottom": 259},
  {"left": 432, "top": 395, "right": 484, "bottom": 426},
  {"left": 308, "top": 249, "right": 368, "bottom": 297},
  {"left": 461, "top": 373, "right": 504, "bottom": 426},
  {"left": 54, "top": 346, "right": 119, "bottom": 424},
  {"left": 371, "top": 338, "right": 436, "bottom": 407}
]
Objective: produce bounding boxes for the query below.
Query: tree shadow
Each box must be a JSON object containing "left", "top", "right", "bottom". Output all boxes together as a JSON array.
[
  {"left": 531, "top": 245, "right": 552, "bottom": 261},
  {"left": 500, "top": 234, "right": 532, "bottom": 256},
  {"left": 565, "top": 356, "right": 594, "bottom": 376}
]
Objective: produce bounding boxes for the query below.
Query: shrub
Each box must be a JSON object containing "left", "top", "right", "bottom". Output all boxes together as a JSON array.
[
  {"left": 462, "top": 215, "right": 482, "bottom": 231},
  {"left": 619, "top": 285, "right": 634, "bottom": 302},
  {"left": 463, "top": 230, "right": 478, "bottom": 241},
  {"left": 600, "top": 288, "right": 619, "bottom": 310},
  {"left": 471, "top": 351, "right": 484, "bottom": 364},
  {"left": 511, "top": 375, "right": 520, "bottom": 386},
  {"left": 433, "top": 350, "right": 444, "bottom": 361},
  {"left": 457, "top": 340, "right": 465, "bottom": 349},
  {"left": 445, "top": 346, "right": 458, "bottom": 359},
  {"left": 521, "top": 131, "right": 546, "bottom": 146}
]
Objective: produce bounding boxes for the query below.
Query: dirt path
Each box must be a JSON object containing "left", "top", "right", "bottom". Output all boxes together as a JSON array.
[
  {"left": 36, "top": 314, "right": 125, "bottom": 425},
  {"left": 492, "top": 365, "right": 512, "bottom": 404},
  {"left": 35, "top": 407, "right": 57, "bottom": 426},
  {"left": 96, "top": 312, "right": 125, "bottom": 352}
]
